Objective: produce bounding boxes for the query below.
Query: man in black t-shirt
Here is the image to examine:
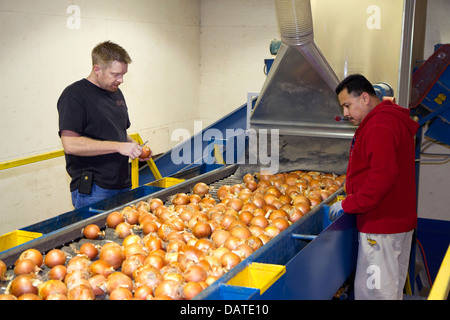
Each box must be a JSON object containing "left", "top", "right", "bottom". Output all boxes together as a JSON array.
[{"left": 57, "top": 41, "right": 152, "bottom": 209}]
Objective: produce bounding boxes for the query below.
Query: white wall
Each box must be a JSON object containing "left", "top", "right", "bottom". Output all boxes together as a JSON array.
[
  {"left": 0, "top": 0, "right": 449, "bottom": 235},
  {"left": 199, "top": 0, "right": 278, "bottom": 127}
]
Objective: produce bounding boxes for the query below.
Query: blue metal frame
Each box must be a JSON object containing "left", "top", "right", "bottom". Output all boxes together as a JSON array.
[
  {"left": 138, "top": 100, "right": 254, "bottom": 185},
  {"left": 197, "top": 203, "right": 358, "bottom": 300}
]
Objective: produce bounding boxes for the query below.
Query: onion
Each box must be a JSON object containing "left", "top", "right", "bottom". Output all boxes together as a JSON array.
[
  {"left": 192, "top": 221, "right": 212, "bottom": 238},
  {"left": 224, "top": 236, "right": 243, "bottom": 251},
  {"left": 142, "top": 221, "right": 159, "bottom": 235},
  {"left": 144, "top": 235, "right": 163, "bottom": 251},
  {"left": 114, "top": 222, "right": 132, "bottom": 239},
  {"left": 244, "top": 179, "right": 257, "bottom": 192},
  {"left": 17, "top": 293, "right": 42, "bottom": 300},
  {"left": 149, "top": 198, "right": 164, "bottom": 212},
  {"left": 308, "top": 195, "right": 322, "bottom": 207},
  {"left": 269, "top": 209, "right": 289, "bottom": 221},
  {"left": 106, "top": 211, "right": 124, "bottom": 228},
  {"left": 109, "top": 287, "right": 133, "bottom": 300},
  {"left": 211, "top": 229, "right": 231, "bottom": 247},
  {"left": 220, "top": 252, "right": 241, "bottom": 270},
  {"left": 123, "top": 243, "right": 148, "bottom": 259},
  {"left": 83, "top": 224, "right": 104, "bottom": 239},
  {"left": 183, "top": 281, "right": 204, "bottom": 300},
  {"left": 14, "top": 259, "right": 40, "bottom": 275},
  {"left": 201, "top": 195, "right": 216, "bottom": 207},
  {"left": 172, "top": 193, "right": 190, "bottom": 205},
  {"left": 184, "top": 265, "right": 207, "bottom": 283},
  {"left": 48, "top": 265, "right": 67, "bottom": 281},
  {"left": 99, "top": 242, "right": 124, "bottom": 270},
  {"left": 292, "top": 194, "right": 311, "bottom": 206},
  {"left": 288, "top": 207, "right": 304, "bottom": 222},
  {"left": 7, "top": 274, "right": 40, "bottom": 297},
  {"left": 79, "top": 243, "right": 99, "bottom": 260},
  {"left": 248, "top": 225, "right": 264, "bottom": 237},
  {"left": 121, "top": 255, "right": 144, "bottom": 278},
  {"left": 294, "top": 202, "right": 311, "bottom": 215},
  {"left": 220, "top": 214, "right": 237, "bottom": 229},
  {"left": 17, "top": 248, "right": 43, "bottom": 267},
  {"left": 230, "top": 226, "right": 252, "bottom": 240},
  {"left": 90, "top": 260, "right": 114, "bottom": 277},
  {"left": 0, "top": 294, "right": 17, "bottom": 300},
  {"left": 251, "top": 195, "right": 266, "bottom": 209},
  {"left": 0, "top": 260, "right": 6, "bottom": 281},
  {"left": 264, "top": 226, "right": 280, "bottom": 238},
  {"left": 136, "top": 200, "right": 151, "bottom": 212},
  {"left": 212, "top": 247, "right": 230, "bottom": 260},
  {"left": 243, "top": 173, "right": 255, "bottom": 183},
  {"left": 122, "top": 208, "right": 139, "bottom": 225},
  {"left": 194, "top": 239, "right": 216, "bottom": 255},
  {"left": 88, "top": 274, "right": 107, "bottom": 296},
  {"left": 67, "top": 255, "right": 91, "bottom": 274},
  {"left": 166, "top": 239, "right": 186, "bottom": 253},
  {"left": 163, "top": 271, "right": 185, "bottom": 283},
  {"left": 271, "top": 218, "right": 290, "bottom": 231},
  {"left": 45, "top": 293, "right": 68, "bottom": 300},
  {"left": 193, "top": 182, "right": 210, "bottom": 197},
  {"left": 105, "top": 272, "right": 133, "bottom": 295},
  {"left": 177, "top": 246, "right": 204, "bottom": 266},
  {"left": 157, "top": 223, "right": 176, "bottom": 241},
  {"left": 38, "top": 280, "right": 68, "bottom": 300},
  {"left": 205, "top": 275, "right": 219, "bottom": 286},
  {"left": 250, "top": 215, "right": 269, "bottom": 229},
  {"left": 44, "top": 249, "right": 67, "bottom": 268},
  {"left": 154, "top": 280, "right": 183, "bottom": 300},
  {"left": 133, "top": 265, "right": 163, "bottom": 289},
  {"left": 134, "top": 285, "right": 153, "bottom": 300},
  {"left": 233, "top": 243, "right": 254, "bottom": 259},
  {"left": 67, "top": 284, "right": 95, "bottom": 300},
  {"left": 227, "top": 198, "right": 244, "bottom": 212},
  {"left": 239, "top": 210, "right": 254, "bottom": 226},
  {"left": 246, "top": 236, "right": 264, "bottom": 251},
  {"left": 144, "top": 253, "right": 166, "bottom": 270},
  {"left": 216, "top": 185, "right": 232, "bottom": 201},
  {"left": 64, "top": 270, "right": 90, "bottom": 289}
]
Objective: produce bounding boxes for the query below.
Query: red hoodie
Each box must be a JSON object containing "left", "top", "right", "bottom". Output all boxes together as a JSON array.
[{"left": 341, "top": 100, "right": 419, "bottom": 234}]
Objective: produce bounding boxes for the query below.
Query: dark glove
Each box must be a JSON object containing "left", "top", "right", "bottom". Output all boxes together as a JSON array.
[{"left": 329, "top": 201, "right": 344, "bottom": 221}]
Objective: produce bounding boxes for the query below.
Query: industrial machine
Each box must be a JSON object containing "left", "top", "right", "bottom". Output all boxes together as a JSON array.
[{"left": 0, "top": 0, "right": 360, "bottom": 300}]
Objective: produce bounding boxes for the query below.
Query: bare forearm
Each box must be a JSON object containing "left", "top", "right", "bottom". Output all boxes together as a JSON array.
[
  {"left": 60, "top": 131, "right": 143, "bottom": 159},
  {"left": 61, "top": 135, "right": 122, "bottom": 157}
]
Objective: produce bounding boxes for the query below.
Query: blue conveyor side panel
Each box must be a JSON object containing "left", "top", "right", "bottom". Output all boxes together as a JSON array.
[{"left": 139, "top": 101, "right": 251, "bottom": 185}]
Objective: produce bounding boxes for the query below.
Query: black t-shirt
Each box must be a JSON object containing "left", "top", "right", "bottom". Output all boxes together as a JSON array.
[{"left": 57, "top": 79, "right": 132, "bottom": 191}]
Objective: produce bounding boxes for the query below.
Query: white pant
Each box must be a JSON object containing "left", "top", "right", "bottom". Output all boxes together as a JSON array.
[{"left": 354, "top": 230, "right": 414, "bottom": 300}]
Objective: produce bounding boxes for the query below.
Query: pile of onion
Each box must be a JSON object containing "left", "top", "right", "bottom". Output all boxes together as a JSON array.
[{"left": 1, "top": 169, "right": 343, "bottom": 300}]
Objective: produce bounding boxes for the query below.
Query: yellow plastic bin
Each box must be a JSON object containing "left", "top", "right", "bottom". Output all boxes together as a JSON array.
[
  {"left": 0, "top": 230, "right": 43, "bottom": 252},
  {"left": 227, "top": 262, "right": 286, "bottom": 295},
  {"left": 147, "top": 177, "right": 184, "bottom": 188}
]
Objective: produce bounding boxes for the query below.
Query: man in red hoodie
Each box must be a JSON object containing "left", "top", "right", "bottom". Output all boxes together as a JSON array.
[{"left": 330, "top": 74, "right": 419, "bottom": 299}]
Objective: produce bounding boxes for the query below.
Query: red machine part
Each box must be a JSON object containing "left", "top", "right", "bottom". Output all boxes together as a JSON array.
[{"left": 410, "top": 44, "right": 449, "bottom": 109}]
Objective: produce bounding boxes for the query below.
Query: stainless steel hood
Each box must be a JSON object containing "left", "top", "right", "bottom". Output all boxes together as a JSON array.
[{"left": 245, "top": 0, "right": 356, "bottom": 175}]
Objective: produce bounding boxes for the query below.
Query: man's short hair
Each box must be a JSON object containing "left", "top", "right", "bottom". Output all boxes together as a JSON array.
[
  {"left": 91, "top": 41, "right": 132, "bottom": 68},
  {"left": 335, "top": 74, "right": 376, "bottom": 97}
]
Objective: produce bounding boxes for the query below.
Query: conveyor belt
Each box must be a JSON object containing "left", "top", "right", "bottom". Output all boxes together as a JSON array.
[{"left": 0, "top": 164, "right": 355, "bottom": 300}]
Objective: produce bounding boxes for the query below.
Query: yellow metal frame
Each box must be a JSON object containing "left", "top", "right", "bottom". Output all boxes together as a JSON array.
[
  {"left": 0, "top": 133, "right": 161, "bottom": 189},
  {"left": 128, "top": 133, "right": 162, "bottom": 189},
  {"left": 0, "top": 150, "right": 65, "bottom": 170},
  {"left": 428, "top": 244, "right": 450, "bottom": 300}
]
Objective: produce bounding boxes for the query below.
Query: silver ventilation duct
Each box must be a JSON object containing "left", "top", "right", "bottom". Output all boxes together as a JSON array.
[{"left": 245, "top": 0, "right": 355, "bottom": 175}]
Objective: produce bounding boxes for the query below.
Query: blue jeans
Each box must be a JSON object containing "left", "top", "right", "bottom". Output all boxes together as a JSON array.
[{"left": 71, "top": 183, "right": 130, "bottom": 209}]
